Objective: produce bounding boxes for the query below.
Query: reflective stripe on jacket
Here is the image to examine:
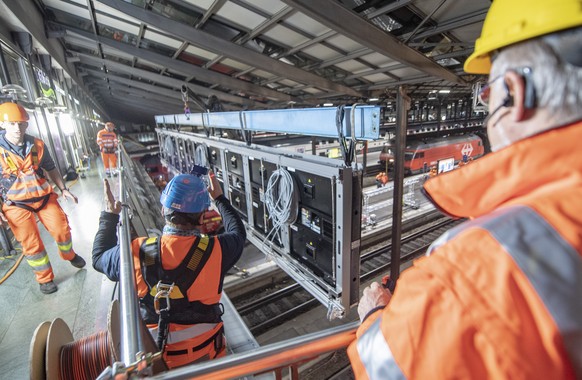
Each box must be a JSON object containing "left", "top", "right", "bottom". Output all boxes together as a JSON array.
[
  {"left": 96, "top": 129, "right": 118, "bottom": 153},
  {"left": 0, "top": 139, "right": 52, "bottom": 202},
  {"left": 348, "top": 121, "right": 582, "bottom": 379}
]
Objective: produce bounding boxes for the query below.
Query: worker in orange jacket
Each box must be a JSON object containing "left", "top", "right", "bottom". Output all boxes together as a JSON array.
[
  {"left": 0, "top": 102, "right": 85, "bottom": 295},
  {"left": 428, "top": 166, "right": 437, "bottom": 177},
  {"left": 349, "top": 1, "right": 582, "bottom": 378},
  {"left": 375, "top": 172, "right": 388, "bottom": 188},
  {"left": 92, "top": 171, "right": 246, "bottom": 369},
  {"left": 96, "top": 121, "right": 118, "bottom": 177}
]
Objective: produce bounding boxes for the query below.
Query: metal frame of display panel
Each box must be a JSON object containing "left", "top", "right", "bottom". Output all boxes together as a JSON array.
[{"left": 156, "top": 128, "right": 361, "bottom": 318}]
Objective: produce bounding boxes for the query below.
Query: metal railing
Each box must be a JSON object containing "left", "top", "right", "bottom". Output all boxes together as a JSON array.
[
  {"left": 150, "top": 322, "right": 358, "bottom": 380},
  {"left": 116, "top": 144, "right": 147, "bottom": 365},
  {"left": 362, "top": 175, "right": 425, "bottom": 229}
]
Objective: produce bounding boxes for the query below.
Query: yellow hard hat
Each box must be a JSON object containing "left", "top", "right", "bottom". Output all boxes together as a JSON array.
[
  {"left": 464, "top": 0, "right": 582, "bottom": 74},
  {"left": 0, "top": 102, "right": 29, "bottom": 123}
]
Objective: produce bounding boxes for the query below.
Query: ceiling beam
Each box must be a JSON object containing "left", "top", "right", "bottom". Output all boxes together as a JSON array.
[
  {"left": 74, "top": 52, "right": 264, "bottom": 107},
  {"left": 402, "top": 9, "right": 487, "bottom": 41},
  {"left": 88, "top": 80, "right": 204, "bottom": 110},
  {"left": 281, "top": 0, "right": 465, "bottom": 85},
  {"left": 345, "top": 48, "right": 473, "bottom": 81},
  {"left": 194, "top": 0, "right": 227, "bottom": 29},
  {"left": 86, "top": 74, "right": 241, "bottom": 111},
  {"left": 364, "top": 0, "right": 414, "bottom": 20},
  {"left": 49, "top": 19, "right": 286, "bottom": 103},
  {"left": 97, "top": 0, "right": 362, "bottom": 97},
  {"left": 84, "top": 70, "right": 183, "bottom": 100},
  {"left": 202, "top": 6, "right": 296, "bottom": 69}
]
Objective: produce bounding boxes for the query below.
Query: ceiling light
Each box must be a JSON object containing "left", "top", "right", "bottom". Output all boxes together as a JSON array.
[
  {"left": 439, "top": 89, "right": 451, "bottom": 94},
  {"left": 368, "top": 98, "right": 379, "bottom": 101}
]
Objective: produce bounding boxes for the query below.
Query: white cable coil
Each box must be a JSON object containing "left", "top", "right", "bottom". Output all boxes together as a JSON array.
[
  {"left": 264, "top": 168, "right": 298, "bottom": 244},
  {"left": 195, "top": 144, "right": 209, "bottom": 167}
]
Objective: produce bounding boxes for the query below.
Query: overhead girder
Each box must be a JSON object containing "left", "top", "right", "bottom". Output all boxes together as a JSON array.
[
  {"left": 401, "top": 9, "right": 488, "bottom": 42},
  {"left": 74, "top": 52, "right": 264, "bottom": 108},
  {"left": 97, "top": 0, "right": 363, "bottom": 97},
  {"left": 84, "top": 69, "right": 189, "bottom": 102},
  {"left": 48, "top": 18, "right": 297, "bottom": 104},
  {"left": 87, "top": 80, "right": 205, "bottom": 111},
  {"left": 194, "top": 0, "right": 227, "bottom": 29},
  {"left": 1, "top": 0, "right": 108, "bottom": 117},
  {"left": 345, "top": 48, "right": 474, "bottom": 82},
  {"left": 280, "top": 0, "right": 465, "bottom": 86},
  {"left": 201, "top": 5, "right": 297, "bottom": 70},
  {"left": 88, "top": 77, "right": 242, "bottom": 112}
]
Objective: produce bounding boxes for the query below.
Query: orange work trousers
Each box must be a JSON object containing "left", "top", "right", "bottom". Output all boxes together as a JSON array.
[
  {"left": 162, "top": 323, "right": 226, "bottom": 369},
  {"left": 2, "top": 193, "right": 76, "bottom": 284},
  {"left": 101, "top": 151, "right": 118, "bottom": 173}
]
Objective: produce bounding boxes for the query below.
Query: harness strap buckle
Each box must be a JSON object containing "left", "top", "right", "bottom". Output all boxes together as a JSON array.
[{"left": 153, "top": 281, "right": 175, "bottom": 315}]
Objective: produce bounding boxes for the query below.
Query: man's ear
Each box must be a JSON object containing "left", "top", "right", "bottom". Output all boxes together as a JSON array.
[{"left": 504, "top": 70, "right": 527, "bottom": 122}]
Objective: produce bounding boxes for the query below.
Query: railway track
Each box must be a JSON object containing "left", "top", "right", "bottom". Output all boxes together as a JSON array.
[{"left": 232, "top": 216, "right": 462, "bottom": 336}]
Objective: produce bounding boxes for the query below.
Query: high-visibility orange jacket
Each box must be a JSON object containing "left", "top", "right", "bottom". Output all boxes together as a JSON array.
[
  {"left": 348, "top": 121, "right": 582, "bottom": 379},
  {"left": 96, "top": 128, "right": 118, "bottom": 153},
  {"left": 134, "top": 233, "right": 227, "bottom": 368},
  {"left": 92, "top": 195, "right": 246, "bottom": 368},
  {"left": 0, "top": 136, "right": 53, "bottom": 204}
]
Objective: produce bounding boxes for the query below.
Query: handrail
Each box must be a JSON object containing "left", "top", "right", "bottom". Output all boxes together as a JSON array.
[
  {"left": 117, "top": 142, "right": 145, "bottom": 364},
  {"left": 149, "top": 322, "right": 358, "bottom": 380}
]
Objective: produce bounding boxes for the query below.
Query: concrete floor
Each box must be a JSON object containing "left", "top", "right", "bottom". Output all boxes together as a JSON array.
[{"left": 0, "top": 163, "right": 114, "bottom": 379}]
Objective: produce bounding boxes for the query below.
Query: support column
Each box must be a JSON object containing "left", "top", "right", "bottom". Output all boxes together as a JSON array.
[
  {"left": 390, "top": 86, "right": 410, "bottom": 286},
  {"left": 0, "top": 43, "right": 12, "bottom": 86}
]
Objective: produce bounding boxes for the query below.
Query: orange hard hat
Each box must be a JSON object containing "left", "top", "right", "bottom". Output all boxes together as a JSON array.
[{"left": 0, "top": 102, "right": 29, "bottom": 123}]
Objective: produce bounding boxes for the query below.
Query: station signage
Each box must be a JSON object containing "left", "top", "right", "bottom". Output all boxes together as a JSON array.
[{"left": 34, "top": 67, "right": 56, "bottom": 101}]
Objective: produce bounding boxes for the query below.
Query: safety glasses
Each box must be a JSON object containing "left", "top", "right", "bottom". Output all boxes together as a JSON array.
[
  {"left": 478, "top": 67, "right": 533, "bottom": 106},
  {"left": 477, "top": 74, "right": 504, "bottom": 106}
]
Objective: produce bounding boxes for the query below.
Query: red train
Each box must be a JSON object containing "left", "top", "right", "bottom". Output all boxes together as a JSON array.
[{"left": 379, "top": 134, "right": 485, "bottom": 175}]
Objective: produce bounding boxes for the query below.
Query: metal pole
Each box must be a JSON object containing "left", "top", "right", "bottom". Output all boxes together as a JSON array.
[
  {"left": 149, "top": 322, "right": 359, "bottom": 380},
  {"left": 117, "top": 149, "right": 144, "bottom": 364},
  {"left": 66, "top": 134, "right": 79, "bottom": 169},
  {"left": 25, "top": 54, "right": 64, "bottom": 175},
  {"left": 0, "top": 43, "right": 12, "bottom": 86},
  {"left": 390, "top": 86, "right": 410, "bottom": 284}
]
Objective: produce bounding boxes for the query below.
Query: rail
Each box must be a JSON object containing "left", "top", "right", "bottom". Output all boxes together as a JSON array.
[
  {"left": 149, "top": 322, "right": 358, "bottom": 380},
  {"left": 116, "top": 143, "right": 146, "bottom": 364}
]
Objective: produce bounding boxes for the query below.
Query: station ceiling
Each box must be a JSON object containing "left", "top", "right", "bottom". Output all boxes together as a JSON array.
[{"left": 0, "top": 0, "right": 491, "bottom": 125}]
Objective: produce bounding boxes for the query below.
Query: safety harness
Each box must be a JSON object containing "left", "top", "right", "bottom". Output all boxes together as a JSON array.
[
  {"left": 138, "top": 235, "right": 223, "bottom": 351},
  {"left": 0, "top": 144, "right": 51, "bottom": 212}
]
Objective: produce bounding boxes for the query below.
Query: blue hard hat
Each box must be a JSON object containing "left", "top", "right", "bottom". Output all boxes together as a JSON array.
[{"left": 160, "top": 174, "right": 210, "bottom": 214}]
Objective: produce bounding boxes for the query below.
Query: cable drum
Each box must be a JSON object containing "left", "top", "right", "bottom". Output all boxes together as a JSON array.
[
  {"left": 264, "top": 168, "right": 299, "bottom": 244},
  {"left": 34, "top": 301, "right": 121, "bottom": 380},
  {"left": 59, "top": 331, "right": 112, "bottom": 380}
]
